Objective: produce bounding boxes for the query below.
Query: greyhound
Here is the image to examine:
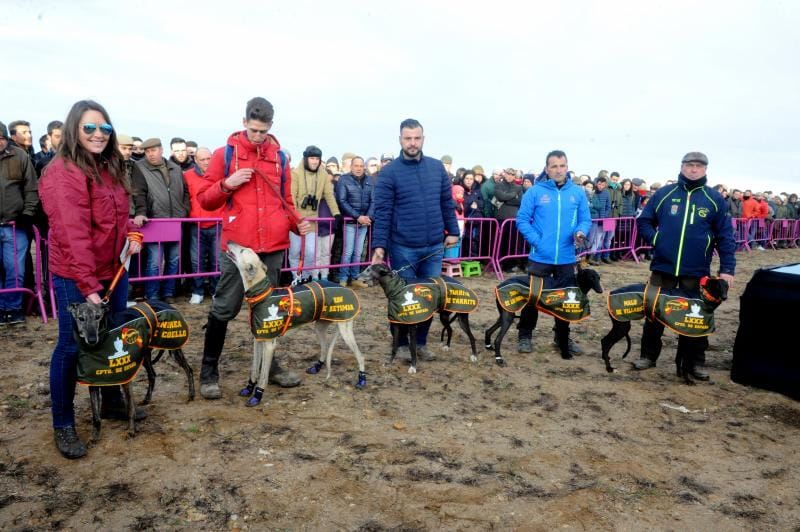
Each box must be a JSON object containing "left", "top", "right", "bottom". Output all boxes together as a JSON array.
[
  {"left": 484, "top": 267, "right": 603, "bottom": 367},
  {"left": 600, "top": 276, "right": 728, "bottom": 383},
  {"left": 70, "top": 300, "right": 194, "bottom": 442},
  {"left": 358, "top": 263, "right": 479, "bottom": 374},
  {"left": 226, "top": 241, "right": 366, "bottom": 406}
]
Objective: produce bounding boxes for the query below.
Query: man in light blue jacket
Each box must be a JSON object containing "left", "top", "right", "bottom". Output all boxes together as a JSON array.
[{"left": 515, "top": 150, "right": 592, "bottom": 358}]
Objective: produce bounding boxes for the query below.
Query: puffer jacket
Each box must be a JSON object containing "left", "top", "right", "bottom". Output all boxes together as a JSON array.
[
  {"left": 336, "top": 172, "right": 374, "bottom": 221},
  {"left": 198, "top": 131, "right": 299, "bottom": 253},
  {"left": 291, "top": 162, "right": 339, "bottom": 229},
  {"left": 0, "top": 144, "right": 38, "bottom": 222},
  {"left": 516, "top": 178, "right": 592, "bottom": 265},
  {"left": 131, "top": 158, "right": 190, "bottom": 218},
  {"left": 637, "top": 173, "right": 735, "bottom": 277},
  {"left": 39, "top": 158, "right": 138, "bottom": 296},
  {"left": 372, "top": 152, "right": 459, "bottom": 250},
  {"left": 184, "top": 165, "right": 224, "bottom": 228}
]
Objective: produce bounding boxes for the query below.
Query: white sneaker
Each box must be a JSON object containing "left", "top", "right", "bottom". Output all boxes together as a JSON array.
[
  {"left": 756, "top": 245, "right": 765, "bottom": 251},
  {"left": 189, "top": 294, "right": 204, "bottom": 305}
]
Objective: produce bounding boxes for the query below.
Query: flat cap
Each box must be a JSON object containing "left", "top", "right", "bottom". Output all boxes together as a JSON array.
[
  {"left": 682, "top": 151, "right": 708, "bottom": 165},
  {"left": 117, "top": 134, "right": 134, "bottom": 146},
  {"left": 141, "top": 138, "right": 162, "bottom": 149}
]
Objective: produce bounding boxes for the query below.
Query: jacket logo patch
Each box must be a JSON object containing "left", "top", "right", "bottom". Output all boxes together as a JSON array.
[
  {"left": 670, "top": 204, "right": 679, "bottom": 215},
  {"left": 697, "top": 207, "right": 709, "bottom": 218},
  {"left": 540, "top": 194, "right": 551, "bottom": 204}
]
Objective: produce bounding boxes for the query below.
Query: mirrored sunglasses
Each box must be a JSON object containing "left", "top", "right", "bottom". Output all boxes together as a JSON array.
[{"left": 82, "top": 122, "right": 113, "bottom": 136}]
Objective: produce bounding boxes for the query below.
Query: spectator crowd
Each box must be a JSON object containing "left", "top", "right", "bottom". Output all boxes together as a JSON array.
[{"left": 1, "top": 115, "right": 799, "bottom": 324}]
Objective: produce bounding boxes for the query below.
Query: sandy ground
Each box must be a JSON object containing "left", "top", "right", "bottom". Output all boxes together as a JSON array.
[{"left": 1, "top": 248, "right": 799, "bottom": 531}]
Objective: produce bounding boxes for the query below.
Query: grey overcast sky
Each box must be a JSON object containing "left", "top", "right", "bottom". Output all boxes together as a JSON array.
[{"left": 3, "top": 0, "right": 799, "bottom": 193}]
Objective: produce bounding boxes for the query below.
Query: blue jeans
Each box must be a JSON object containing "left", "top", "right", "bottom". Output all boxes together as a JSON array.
[
  {"left": 50, "top": 273, "right": 128, "bottom": 429},
  {"left": 189, "top": 225, "right": 219, "bottom": 296},
  {"left": 0, "top": 225, "right": 28, "bottom": 311},
  {"left": 144, "top": 242, "right": 179, "bottom": 299},
  {"left": 342, "top": 223, "right": 368, "bottom": 280},
  {"left": 388, "top": 241, "right": 444, "bottom": 346}
]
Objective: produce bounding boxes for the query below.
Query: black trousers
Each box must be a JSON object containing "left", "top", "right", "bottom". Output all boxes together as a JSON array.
[
  {"left": 641, "top": 271, "right": 708, "bottom": 364},
  {"left": 518, "top": 261, "right": 576, "bottom": 339}
]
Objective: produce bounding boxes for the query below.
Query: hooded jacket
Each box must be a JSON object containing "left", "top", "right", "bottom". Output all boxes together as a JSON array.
[
  {"left": 371, "top": 152, "right": 459, "bottom": 250},
  {"left": 637, "top": 174, "right": 735, "bottom": 277},
  {"left": 39, "top": 158, "right": 137, "bottom": 296},
  {"left": 198, "top": 131, "right": 299, "bottom": 253},
  {"left": 516, "top": 178, "right": 592, "bottom": 265}
]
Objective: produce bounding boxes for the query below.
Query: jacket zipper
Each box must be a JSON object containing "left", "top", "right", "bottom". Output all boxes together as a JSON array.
[
  {"left": 674, "top": 189, "right": 694, "bottom": 275},
  {"left": 555, "top": 189, "right": 562, "bottom": 263}
]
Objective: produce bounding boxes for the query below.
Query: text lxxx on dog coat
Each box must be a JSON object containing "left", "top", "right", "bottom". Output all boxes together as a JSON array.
[
  {"left": 495, "top": 275, "right": 590, "bottom": 322},
  {"left": 606, "top": 283, "right": 716, "bottom": 336},
  {"left": 387, "top": 277, "right": 478, "bottom": 324},
  {"left": 246, "top": 279, "right": 360, "bottom": 340},
  {"left": 76, "top": 301, "right": 190, "bottom": 386}
]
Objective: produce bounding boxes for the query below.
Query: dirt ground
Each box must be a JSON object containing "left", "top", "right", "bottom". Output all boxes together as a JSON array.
[{"left": 1, "top": 249, "right": 799, "bottom": 531}]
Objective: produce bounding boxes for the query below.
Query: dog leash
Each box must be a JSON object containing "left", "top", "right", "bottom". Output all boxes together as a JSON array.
[{"left": 392, "top": 248, "right": 451, "bottom": 276}]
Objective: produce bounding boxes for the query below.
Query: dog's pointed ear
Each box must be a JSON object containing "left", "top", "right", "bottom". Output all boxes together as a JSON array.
[
  {"left": 68, "top": 302, "right": 80, "bottom": 318},
  {"left": 719, "top": 279, "right": 729, "bottom": 301}
]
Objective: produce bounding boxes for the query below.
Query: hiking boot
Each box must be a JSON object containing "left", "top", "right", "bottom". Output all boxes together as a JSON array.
[
  {"left": 189, "top": 294, "right": 204, "bottom": 305},
  {"left": 633, "top": 357, "right": 656, "bottom": 370},
  {"left": 163, "top": 296, "right": 177, "bottom": 305},
  {"left": 518, "top": 337, "right": 533, "bottom": 353},
  {"left": 6, "top": 310, "right": 25, "bottom": 325},
  {"left": 100, "top": 404, "right": 147, "bottom": 421},
  {"left": 268, "top": 359, "right": 301, "bottom": 388},
  {"left": 601, "top": 257, "right": 612, "bottom": 264},
  {"left": 200, "top": 382, "right": 222, "bottom": 399},
  {"left": 54, "top": 427, "right": 87, "bottom": 459},
  {"left": 690, "top": 366, "right": 710, "bottom": 381},
  {"left": 418, "top": 345, "right": 436, "bottom": 361},
  {"left": 552, "top": 332, "right": 583, "bottom": 356}
]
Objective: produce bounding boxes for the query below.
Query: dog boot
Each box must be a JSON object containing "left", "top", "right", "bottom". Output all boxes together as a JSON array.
[
  {"left": 356, "top": 371, "right": 367, "bottom": 389},
  {"left": 246, "top": 387, "right": 264, "bottom": 407},
  {"left": 239, "top": 380, "right": 257, "bottom": 397},
  {"left": 268, "top": 359, "right": 301, "bottom": 388},
  {"left": 54, "top": 427, "right": 87, "bottom": 459},
  {"left": 306, "top": 360, "right": 325, "bottom": 374}
]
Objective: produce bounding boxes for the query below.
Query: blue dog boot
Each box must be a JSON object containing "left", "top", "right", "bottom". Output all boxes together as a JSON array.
[
  {"left": 246, "top": 387, "right": 264, "bottom": 407},
  {"left": 306, "top": 360, "right": 324, "bottom": 374},
  {"left": 356, "top": 371, "right": 366, "bottom": 389},
  {"left": 239, "top": 380, "right": 256, "bottom": 397}
]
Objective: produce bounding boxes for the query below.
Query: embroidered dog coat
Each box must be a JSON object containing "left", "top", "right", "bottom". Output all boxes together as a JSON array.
[
  {"left": 76, "top": 300, "right": 190, "bottom": 386},
  {"left": 495, "top": 275, "right": 590, "bottom": 322},
  {"left": 245, "top": 279, "right": 360, "bottom": 340},
  {"left": 607, "top": 283, "right": 717, "bottom": 337},
  {"left": 385, "top": 276, "right": 478, "bottom": 325}
]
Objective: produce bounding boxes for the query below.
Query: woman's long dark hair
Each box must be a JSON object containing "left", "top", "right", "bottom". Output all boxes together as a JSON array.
[{"left": 56, "top": 100, "right": 129, "bottom": 191}]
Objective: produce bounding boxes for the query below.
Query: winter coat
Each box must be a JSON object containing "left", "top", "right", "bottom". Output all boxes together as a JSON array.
[
  {"left": 620, "top": 191, "right": 638, "bottom": 217},
  {"left": 637, "top": 174, "right": 735, "bottom": 278},
  {"left": 493, "top": 180, "right": 523, "bottom": 220},
  {"left": 198, "top": 131, "right": 299, "bottom": 254},
  {"left": 291, "top": 163, "right": 340, "bottom": 230},
  {"left": 131, "top": 158, "right": 190, "bottom": 218},
  {"left": 184, "top": 165, "right": 225, "bottom": 228},
  {"left": 481, "top": 178, "right": 496, "bottom": 218},
  {"left": 463, "top": 183, "right": 484, "bottom": 218},
  {"left": 336, "top": 172, "right": 374, "bottom": 222},
  {"left": 371, "top": 153, "right": 459, "bottom": 250},
  {"left": 516, "top": 178, "right": 592, "bottom": 265},
  {"left": 607, "top": 182, "right": 624, "bottom": 217},
  {"left": 39, "top": 158, "right": 137, "bottom": 296},
  {"left": 741, "top": 197, "right": 759, "bottom": 219},
  {"left": 590, "top": 188, "right": 611, "bottom": 219},
  {"left": 0, "top": 144, "right": 38, "bottom": 223}
]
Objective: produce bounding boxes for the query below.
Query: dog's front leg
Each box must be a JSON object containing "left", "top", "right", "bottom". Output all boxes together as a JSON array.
[
  {"left": 142, "top": 348, "right": 156, "bottom": 405},
  {"left": 122, "top": 384, "right": 136, "bottom": 438},
  {"left": 492, "top": 310, "right": 516, "bottom": 367},
  {"left": 239, "top": 340, "right": 260, "bottom": 397},
  {"left": 306, "top": 321, "right": 329, "bottom": 376},
  {"left": 439, "top": 311, "right": 453, "bottom": 351},
  {"left": 249, "top": 340, "right": 275, "bottom": 407},
  {"left": 89, "top": 387, "right": 103, "bottom": 444},
  {"left": 456, "top": 314, "right": 479, "bottom": 363},
  {"left": 388, "top": 324, "right": 400, "bottom": 366},
  {"left": 408, "top": 325, "right": 418, "bottom": 374},
  {"left": 170, "top": 349, "right": 195, "bottom": 401}
]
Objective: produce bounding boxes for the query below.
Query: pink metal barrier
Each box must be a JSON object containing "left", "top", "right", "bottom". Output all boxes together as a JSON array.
[
  {"left": 453, "top": 217, "right": 501, "bottom": 278},
  {"left": 0, "top": 224, "right": 48, "bottom": 323},
  {"left": 493, "top": 219, "right": 530, "bottom": 280},
  {"left": 578, "top": 216, "right": 639, "bottom": 263},
  {"left": 749, "top": 218, "right": 772, "bottom": 249},
  {"left": 282, "top": 216, "right": 374, "bottom": 280},
  {"left": 769, "top": 219, "right": 797, "bottom": 248},
  {"left": 731, "top": 218, "right": 751, "bottom": 252}
]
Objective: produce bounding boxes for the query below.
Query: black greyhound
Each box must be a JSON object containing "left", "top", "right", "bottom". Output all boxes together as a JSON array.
[
  {"left": 600, "top": 276, "right": 728, "bottom": 383},
  {"left": 358, "top": 263, "right": 479, "bottom": 374},
  {"left": 484, "top": 267, "right": 603, "bottom": 367},
  {"left": 70, "top": 300, "right": 194, "bottom": 442}
]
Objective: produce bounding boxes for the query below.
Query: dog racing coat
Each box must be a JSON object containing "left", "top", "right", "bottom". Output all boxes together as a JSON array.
[
  {"left": 245, "top": 279, "right": 360, "bottom": 340},
  {"left": 386, "top": 276, "right": 478, "bottom": 325},
  {"left": 76, "top": 300, "right": 190, "bottom": 386},
  {"left": 495, "top": 275, "right": 590, "bottom": 322},
  {"left": 607, "top": 283, "right": 716, "bottom": 336}
]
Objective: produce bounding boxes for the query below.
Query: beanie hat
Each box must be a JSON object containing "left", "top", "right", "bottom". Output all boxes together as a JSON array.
[
  {"left": 326, "top": 156, "right": 338, "bottom": 165},
  {"left": 0, "top": 121, "right": 7, "bottom": 139}
]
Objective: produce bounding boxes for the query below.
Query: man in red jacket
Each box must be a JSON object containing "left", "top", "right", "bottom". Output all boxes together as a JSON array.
[{"left": 197, "top": 97, "right": 311, "bottom": 400}]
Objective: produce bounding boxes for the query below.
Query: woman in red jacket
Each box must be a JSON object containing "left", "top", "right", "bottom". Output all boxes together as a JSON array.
[{"left": 39, "top": 100, "right": 143, "bottom": 459}]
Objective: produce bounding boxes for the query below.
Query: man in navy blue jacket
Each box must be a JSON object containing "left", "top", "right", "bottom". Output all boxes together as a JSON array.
[
  {"left": 516, "top": 150, "right": 592, "bottom": 359},
  {"left": 633, "top": 152, "right": 736, "bottom": 380},
  {"left": 371, "top": 119, "right": 460, "bottom": 358}
]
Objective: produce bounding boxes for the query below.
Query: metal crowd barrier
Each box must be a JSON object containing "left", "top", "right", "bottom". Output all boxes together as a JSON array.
[{"left": 0, "top": 224, "right": 49, "bottom": 323}]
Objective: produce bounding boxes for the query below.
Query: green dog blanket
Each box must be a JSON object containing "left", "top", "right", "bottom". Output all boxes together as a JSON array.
[{"left": 495, "top": 275, "right": 590, "bottom": 322}]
